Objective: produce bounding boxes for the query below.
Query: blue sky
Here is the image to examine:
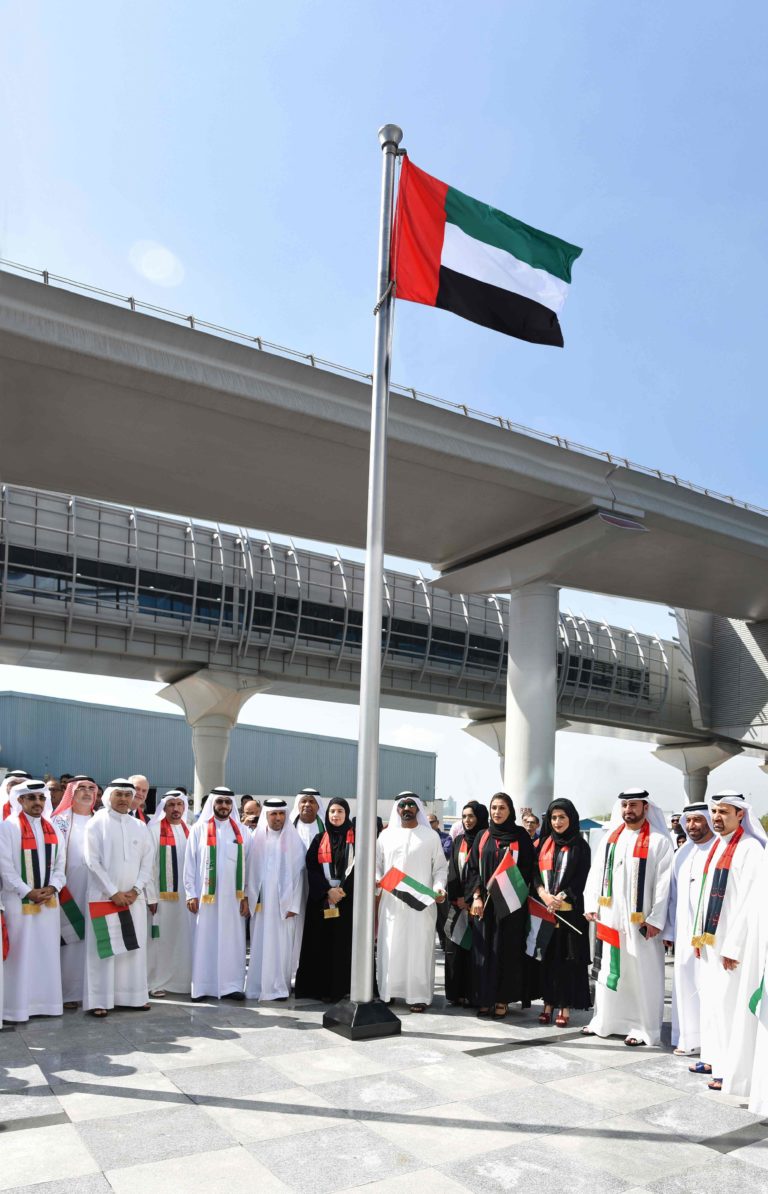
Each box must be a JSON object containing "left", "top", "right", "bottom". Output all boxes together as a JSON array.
[{"left": 1, "top": 1, "right": 767, "bottom": 811}]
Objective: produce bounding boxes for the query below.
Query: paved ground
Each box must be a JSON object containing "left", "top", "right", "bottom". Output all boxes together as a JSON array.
[{"left": 1, "top": 956, "right": 767, "bottom": 1193}]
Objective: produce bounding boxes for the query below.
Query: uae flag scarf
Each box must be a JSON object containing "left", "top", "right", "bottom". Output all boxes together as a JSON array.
[
  {"left": 203, "top": 816, "right": 245, "bottom": 904},
  {"left": 317, "top": 828, "right": 355, "bottom": 885},
  {"left": 159, "top": 817, "right": 190, "bottom": 901},
  {"left": 598, "top": 820, "right": 650, "bottom": 924},
  {"left": 393, "top": 157, "right": 581, "bottom": 346},
  {"left": 538, "top": 836, "right": 570, "bottom": 898},
  {"left": 692, "top": 827, "right": 744, "bottom": 948},
  {"left": 18, "top": 812, "right": 58, "bottom": 914}
]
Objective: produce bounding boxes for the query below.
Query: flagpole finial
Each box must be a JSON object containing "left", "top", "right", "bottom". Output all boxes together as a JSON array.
[{"left": 378, "top": 124, "right": 403, "bottom": 150}]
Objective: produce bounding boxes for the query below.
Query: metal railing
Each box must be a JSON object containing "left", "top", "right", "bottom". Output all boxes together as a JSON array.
[{"left": 2, "top": 257, "right": 766, "bottom": 520}]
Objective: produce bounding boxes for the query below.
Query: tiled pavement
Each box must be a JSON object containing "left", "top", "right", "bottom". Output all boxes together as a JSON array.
[{"left": 1, "top": 958, "right": 767, "bottom": 1193}]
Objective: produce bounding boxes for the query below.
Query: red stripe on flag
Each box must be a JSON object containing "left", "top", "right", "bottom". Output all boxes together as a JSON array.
[
  {"left": 596, "top": 922, "right": 620, "bottom": 949},
  {"left": 89, "top": 901, "right": 124, "bottom": 918},
  {"left": 528, "top": 896, "right": 557, "bottom": 924},
  {"left": 393, "top": 158, "right": 448, "bottom": 307},
  {"left": 379, "top": 868, "right": 407, "bottom": 893}
]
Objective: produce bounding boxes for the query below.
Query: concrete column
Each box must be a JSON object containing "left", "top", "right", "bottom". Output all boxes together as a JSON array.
[
  {"left": 157, "top": 669, "right": 270, "bottom": 811},
  {"left": 652, "top": 740, "right": 742, "bottom": 808},
  {"left": 503, "top": 582, "right": 559, "bottom": 817}
]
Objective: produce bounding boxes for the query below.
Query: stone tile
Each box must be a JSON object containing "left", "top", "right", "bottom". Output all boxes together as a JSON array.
[
  {"left": 336, "top": 1169, "right": 473, "bottom": 1194},
  {"left": 237, "top": 1023, "right": 344, "bottom": 1059},
  {"left": 2, "top": 1178, "right": 110, "bottom": 1194},
  {"left": 402, "top": 1052, "right": 535, "bottom": 1097},
  {"left": 364, "top": 1100, "right": 525, "bottom": 1164},
  {"left": 0, "top": 1123, "right": 100, "bottom": 1192},
  {"left": 308, "top": 1072, "right": 443, "bottom": 1116},
  {"left": 544, "top": 1034, "right": 649, "bottom": 1068},
  {"left": 0, "top": 1057, "right": 48, "bottom": 1091},
  {"left": 105, "top": 1145, "right": 290, "bottom": 1194},
  {"left": 548, "top": 1068, "right": 687, "bottom": 1113},
  {"left": 636, "top": 1093, "right": 761, "bottom": 1143},
  {"left": 438, "top": 1138, "right": 631, "bottom": 1193},
  {"left": 74, "top": 1103, "right": 236, "bottom": 1169},
  {"left": 625, "top": 1052, "right": 715, "bottom": 1091},
  {"left": 346, "top": 1034, "right": 457, "bottom": 1069},
  {"left": 644, "top": 1154, "right": 768, "bottom": 1193},
  {"left": 470, "top": 1083, "right": 597, "bottom": 1135},
  {"left": 35, "top": 1046, "right": 160, "bottom": 1085},
  {"left": 202, "top": 1085, "right": 341, "bottom": 1143},
  {"left": 0, "top": 1084, "right": 63, "bottom": 1123},
  {"left": 171, "top": 1057, "right": 288, "bottom": 1102},
  {"left": 482, "top": 1043, "right": 608, "bottom": 1081},
  {"left": 246, "top": 1120, "right": 420, "bottom": 1193},
  {"left": 265, "top": 1044, "right": 393, "bottom": 1087},
  {"left": 547, "top": 1112, "right": 713, "bottom": 1181},
  {"left": 148, "top": 1035, "right": 253, "bottom": 1071},
  {"left": 54, "top": 1070, "right": 189, "bottom": 1121},
  {"left": 732, "top": 1136, "right": 768, "bottom": 1170}
]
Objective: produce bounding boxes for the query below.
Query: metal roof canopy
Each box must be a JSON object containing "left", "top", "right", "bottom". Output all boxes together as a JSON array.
[{"left": 3, "top": 270, "right": 768, "bottom": 620}]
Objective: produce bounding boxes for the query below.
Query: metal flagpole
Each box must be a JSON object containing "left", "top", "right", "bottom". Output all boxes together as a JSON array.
[{"left": 323, "top": 123, "right": 403, "bottom": 1040}]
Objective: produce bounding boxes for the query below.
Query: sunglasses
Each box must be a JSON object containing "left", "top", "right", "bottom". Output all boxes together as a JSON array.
[{"left": 398, "top": 801, "right": 417, "bottom": 810}]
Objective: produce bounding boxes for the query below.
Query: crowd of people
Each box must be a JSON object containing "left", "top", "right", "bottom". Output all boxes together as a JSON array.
[{"left": 0, "top": 767, "right": 766, "bottom": 1116}]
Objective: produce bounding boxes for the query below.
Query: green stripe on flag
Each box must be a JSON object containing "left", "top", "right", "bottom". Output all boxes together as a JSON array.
[
  {"left": 444, "top": 186, "right": 581, "bottom": 283},
  {"left": 92, "top": 914, "right": 115, "bottom": 960},
  {"left": 403, "top": 874, "right": 439, "bottom": 900},
  {"left": 508, "top": 863, "right": 529, "bottom": 907}
]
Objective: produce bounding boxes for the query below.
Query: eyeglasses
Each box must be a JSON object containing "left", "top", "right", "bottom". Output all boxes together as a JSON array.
[{"left": 398, "top": 801, "right": 417, "bottom": 810}]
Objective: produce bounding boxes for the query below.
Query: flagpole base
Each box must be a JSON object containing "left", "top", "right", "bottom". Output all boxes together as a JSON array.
[{"left": 323, "top": 998, "right": 401, "bottom": 1040}]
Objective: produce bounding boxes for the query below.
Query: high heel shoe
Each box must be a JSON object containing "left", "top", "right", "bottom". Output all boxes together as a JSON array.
[
  {"left": 538, "top": 1007, "right": 553, "bottom": 1024},
  {"left": 555, "top": 1011, "right": 570, "bottom": 1028}
]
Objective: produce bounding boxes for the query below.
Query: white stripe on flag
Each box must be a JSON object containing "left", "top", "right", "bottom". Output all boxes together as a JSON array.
[{"left": 441, "top": 222, "right": 569, "bottom": 314}]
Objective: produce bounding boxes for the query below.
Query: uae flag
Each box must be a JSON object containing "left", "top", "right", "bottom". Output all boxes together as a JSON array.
[
  {"left": 595, "top": 922, "right": 621, "bottom": 992},
  {"left": 447, "top": 906, "right": 472, "bottom": 951},
  {"left": 59, "top": 885, "right": 85, "bottom": 946},
  {"left": 488, "top": 851, "right": 529, "bottom": 920},
  {"left": 393, "top": 157, "right": 581, "bottom": 346},
  {"left": 89, "top": 901, "right": 140, "bottom": 960},
  {"left": 525, "top": 897, "right": 557, "bottom": 959},
  {"left": 379, "top": 867, "right": 438, "bottom": 912}
]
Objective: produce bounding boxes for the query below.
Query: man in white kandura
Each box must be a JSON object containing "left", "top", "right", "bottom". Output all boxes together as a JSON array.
[
  {"left": 584, "top": 788, "right": 673, "bottom": 1047},
  {"left": 245, "top": 797, "right": 305, "bottom": 1000},
  {"left": 662, "top": 801, "right": 714, "bottom": 1056},
  {"left": 147, "top": 791, "right": 193, "bottom": 997},
  {"left": 375, "top": 792, "right": 448, "bottom": 1013},
  {"left": 747, "top": 842, "right": 768, "bottom": 1115},
  {"left": 0, "top": 781, "right": 65, "bottom": 1022},
  {"left": 1, "top": 770, "right": 31, "bottom": 821},
  {"left": 83, "top": 779, "right": 154, "bottom": 1017},
  {"left": 290, "top": 788, "right": 326, "bottom": 975},
  {"left": 693, "top": 791, "right": 766, "bottom": 1094},
  {"left": 184, "top": 787, "right": 251, "bottom": 1001},
  {"left": 52, "top": 775, "right": 98, "bottom": 1008}
]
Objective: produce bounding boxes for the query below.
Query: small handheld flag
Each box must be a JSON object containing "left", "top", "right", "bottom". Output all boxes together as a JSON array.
[
  {"left": 59, "top": 885, "right": 86, "bottom": 945},
  {"left": 447, "top": 906, "right": 472, "bottom": 950},
  {"left": 525, "top": 897, "right": 557, "bottom": 959},
  {"left": 487, "top": 850, "right": 529, "bottom": 920},
  {"left": 595, "top": 921, "right": 621, "bottom": 992},
  {"left": 393, "top": 157, "right": 582, "bottom": 346},
  {"left": 89, "top": 901, "right": 140, "bottom": 959},
  {"left": 379, "top": 867, "right": 439, "bottom": 912}
]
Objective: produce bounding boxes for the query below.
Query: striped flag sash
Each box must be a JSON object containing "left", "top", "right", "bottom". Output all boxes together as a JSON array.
[
  {"left": 159, "top": 819, "right": 188, "bottom": 901},
  {"left": 379, "top": 867, "right": 438, "bottom": 912},
  {"left": 691, "top": 828, "right": 744, "bottom": 948},
  {"left": 599, "top": 820, "right": 649, "bottom": 922},
  {"left": 447, "top": 906, "right": 472, "bottom": 950},
  {"left": 59, "top": 884, "right": 85, "bottom": 944},
  {"left": 539, "top": 837, "right": 569, "bottom": 895},
  {"left": 525, "top": 896, "right": 557, "bottom": 958},
  {"left": 749, "top": 974, "right": 765, "bottom": 1017},
  {"left": 150, "top": 909, "right": 160, "bottom": 940},
  {"left": 203, "top": 816, "right": 245, "bottom": 904},
  {"left": 317, "top": 829, "right": 355, "bottom": 886},
  {"left": 89, "top": 901, "right": 140, "bottom": 959},
  {"left": 594, "top": 921, "right": 621, "bottom": 991},
  {"left": 19, "top": 812, "right": 58, "bottom": 914}
]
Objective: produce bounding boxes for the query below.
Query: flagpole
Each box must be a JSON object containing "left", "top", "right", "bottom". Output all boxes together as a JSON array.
[{"left": 323, "top": 123, "right": 403, "bottom": 1040}]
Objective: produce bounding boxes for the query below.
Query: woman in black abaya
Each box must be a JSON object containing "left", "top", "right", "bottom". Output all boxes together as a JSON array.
[
  {"left": 444, "top": 801, "right": 489, "bottom": 1006},
  {"left": 294, "top": 798, "right": 355, "bottom": 1002},
  {"left": 465, "top": 792, "right": 534, "bottom": 1018},
  {"left": 534, "top": 798, "right": 592, "bottom": 1027}
]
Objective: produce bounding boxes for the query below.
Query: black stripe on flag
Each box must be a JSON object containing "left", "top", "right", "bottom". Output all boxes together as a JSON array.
[
  {"left": 436, "top": 266, "right": 564, "bottom": 346},
  {"left": 171, "top": 843, "right": 178, "bottom": 893},
  {"left": 392, "top": 888, "right": 431, "bottom": 913},
  {"left": 118, "top": 907, "right": 139, "bottom": 952}
]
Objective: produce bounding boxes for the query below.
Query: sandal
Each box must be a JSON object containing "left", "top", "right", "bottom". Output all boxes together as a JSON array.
[
  {"left": 63, "top": 1001, "right": 79, "bottom": 1010},
  {"left": 409, "top": 1003, "right": 427, "bottom": 1013},
  {"left": 555, "top": 1012, "right": 570, "bottom": 1028},
  {"left": 624, "top": 1037, "right": 643, "bottom": 1047},
  {"left": 477, "top": 1007, "right": 492, "bottom": 1018},
  {"left": 708, "top": 1078, "right": 722, "bottom": 1091},
  {"left": 538, "top": 1007, "right": 553, "bottom": 1025},
  {"left": 580, "top": 1026, "right": 596, "bottom": 1036},
  {"left": 494, "top": 1003, "right": 509, "bottom": 1019},
  {"left": 689, "top": 1062, "right": 712, "bottom": 1074},
  {"left": 90, "top": 1008, "right": 108, "bottom": 1018}
]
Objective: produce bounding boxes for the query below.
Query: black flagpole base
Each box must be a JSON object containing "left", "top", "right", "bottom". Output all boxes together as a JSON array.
[{"left": 323, "top": 998, "right": 401, "bottom": 1040}]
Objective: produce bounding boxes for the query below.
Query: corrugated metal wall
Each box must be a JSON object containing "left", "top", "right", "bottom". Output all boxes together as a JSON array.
[{"left": 0, "top": 692, "right": 435, "bottom": 800}]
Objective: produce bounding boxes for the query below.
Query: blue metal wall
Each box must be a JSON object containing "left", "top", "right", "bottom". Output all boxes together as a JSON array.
[{"left": 0, "top": 692, "right": 435, "bottom": 800}]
